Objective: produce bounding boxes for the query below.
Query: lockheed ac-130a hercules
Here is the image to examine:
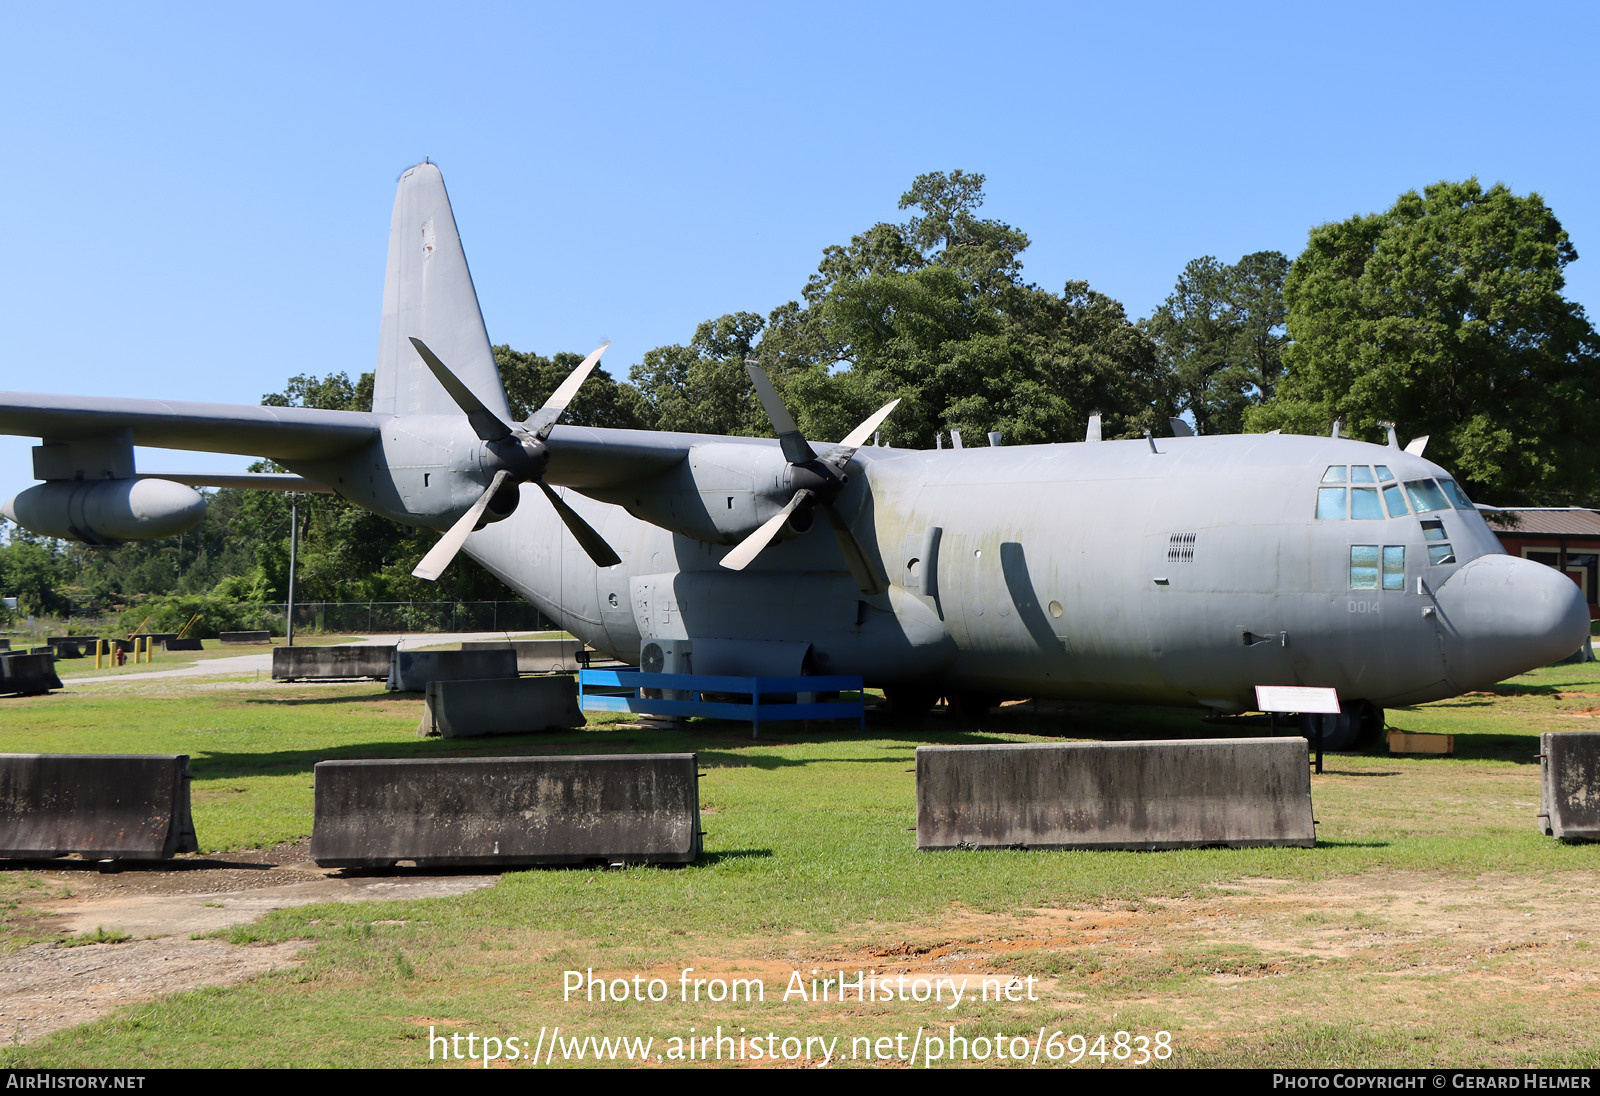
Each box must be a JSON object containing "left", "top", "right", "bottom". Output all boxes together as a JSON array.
[{"left": 0, "top": 164, "right": 1586, "bottom": 750}]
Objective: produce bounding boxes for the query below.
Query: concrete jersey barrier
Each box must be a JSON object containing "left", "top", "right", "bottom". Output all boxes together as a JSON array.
[
  {"left": 0, "top": 753, "right": 200, "bottom": 860},
  {"left": 1539, "top": 731, "right": 1600, "bottom": 840},
  {"left": 916, "top": 738, "right": 1317, "bottom": 851},
  {"left": 386, "top": 648, "right": 517, "bottom": 692},
  {"left": 0, "top": 652, "right": 63, "bottom": 696},
  {"left": 416, "top": 676, "right": 585, "bottom": 737},
  {"left": 460, "top": 638, "right": 586, "bottom": 673},
  {"left": 310, "top": 753, "right": 702, "bottom": 868},
  {"left": 273, "top": 645, "right": 396, "bottom": 681}
]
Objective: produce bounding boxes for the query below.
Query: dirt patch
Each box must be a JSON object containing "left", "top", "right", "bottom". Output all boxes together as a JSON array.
[
  {"left": 0, "top": 840, "right": 497, "bottom": 1045},
  {"left": 576, "top": 871, "right": 1600, "bottom": 1039},
  {"left": 0, "top": 937, "right": 310, "bottom": 1045}
]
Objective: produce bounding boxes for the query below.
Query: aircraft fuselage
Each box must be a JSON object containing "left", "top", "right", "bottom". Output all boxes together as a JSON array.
[{"left": 397, "top": 428, "right": 1589, "bottom": 715}]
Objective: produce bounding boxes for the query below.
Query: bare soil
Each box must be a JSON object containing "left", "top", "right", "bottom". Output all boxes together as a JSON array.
[
  {"left": 5, "top": 850, "right": 1597, "bottom": 1056},
  {"left": 0, "top": 841, "right": 496, "bottom": 1045}
]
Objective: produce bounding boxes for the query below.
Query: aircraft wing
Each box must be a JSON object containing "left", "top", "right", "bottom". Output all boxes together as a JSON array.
[
  {"left": 0, "top": 392, "right": 383, "bottom": 461},
  {"left": 542, "top": 424, "right": 774, "bottom": 488}
]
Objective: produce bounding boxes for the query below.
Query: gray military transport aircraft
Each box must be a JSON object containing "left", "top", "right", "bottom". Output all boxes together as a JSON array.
[{"left": 0, "top": 163, "right": 1588, "bottom": 750}]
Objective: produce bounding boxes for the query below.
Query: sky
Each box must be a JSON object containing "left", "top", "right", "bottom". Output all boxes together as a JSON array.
[{"left": 2, "top": 0, "right": 1597, "bottom": 510}]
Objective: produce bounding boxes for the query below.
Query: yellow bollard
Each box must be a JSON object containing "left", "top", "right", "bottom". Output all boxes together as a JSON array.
[{"left": 95, "top": 640, "right": 104, "bottom": 670}]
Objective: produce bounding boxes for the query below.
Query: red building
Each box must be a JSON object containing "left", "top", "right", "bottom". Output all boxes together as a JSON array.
[{"left": 1487, "top": 508, "right": 1600, "bottom": 620}]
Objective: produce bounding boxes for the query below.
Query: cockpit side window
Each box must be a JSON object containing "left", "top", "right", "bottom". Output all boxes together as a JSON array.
[
  {"left": 1439, "top": 479, "right": 1475, "bottom": 510},
  {"left": 1321, "top": 465, "right": 1347, "bottom": 483},
  {"left": 1420, "top": 518, "right": 1455, "bottom": 564},
  {"left": 1405, "top": 479, "right": 1451, "bottom": 513},
  {"left": 1351, "top": 465, "right": 1375, "bottom": 483}
]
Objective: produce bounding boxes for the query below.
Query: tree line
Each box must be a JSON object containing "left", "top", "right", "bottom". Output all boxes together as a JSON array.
[{"left": 3, "top": 172, "right": 1595, "bottom": 618}]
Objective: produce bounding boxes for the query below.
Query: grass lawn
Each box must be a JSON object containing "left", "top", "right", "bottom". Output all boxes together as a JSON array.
[{"left": 1, "top": 662, "right": 1598, "bottom": 1068}]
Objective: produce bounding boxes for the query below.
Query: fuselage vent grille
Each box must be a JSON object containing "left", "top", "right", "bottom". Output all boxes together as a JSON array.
[{"left": 1167, "top": 533, "right": 1197, "bottom": 563}]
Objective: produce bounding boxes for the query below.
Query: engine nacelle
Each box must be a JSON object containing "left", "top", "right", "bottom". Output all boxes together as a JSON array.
[{"left": 1, "top": 479, "right": 206, "bottom": 545}]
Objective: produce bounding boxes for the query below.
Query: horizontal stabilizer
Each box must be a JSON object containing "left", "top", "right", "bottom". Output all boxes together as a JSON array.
[{"left": 0, "top": 392, "right": 380, "bottom": 462}]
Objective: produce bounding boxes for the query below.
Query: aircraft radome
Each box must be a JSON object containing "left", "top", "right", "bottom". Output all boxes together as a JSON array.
[{"left": 0, "top": 163, "right": 1588, "bottom": 751}]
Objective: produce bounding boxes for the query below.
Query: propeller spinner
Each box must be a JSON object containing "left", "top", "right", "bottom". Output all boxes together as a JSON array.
[
  {"left": 720, "top": 362, "right": 898, "bottom": 595},
  {"left": 410, "top": 338, "right": 621, "bottom": 580}
]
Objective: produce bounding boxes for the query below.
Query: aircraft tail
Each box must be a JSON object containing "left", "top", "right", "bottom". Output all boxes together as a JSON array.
[{"left": 371, "top": 162, "right": 513, "bottom": 422}]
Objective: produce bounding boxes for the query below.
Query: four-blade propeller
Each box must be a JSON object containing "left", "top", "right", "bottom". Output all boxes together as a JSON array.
[
  {"left": 410, "top": 338, "right": 621, "bottom": 581},
  {"left": 720, "top": 361, "right": 898, "bottom": 595}
]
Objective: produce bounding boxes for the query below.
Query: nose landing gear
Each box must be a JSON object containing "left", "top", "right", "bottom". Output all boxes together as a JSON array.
[{"left": 1297, "top": 700, "right": 1384, "bottom": 752}]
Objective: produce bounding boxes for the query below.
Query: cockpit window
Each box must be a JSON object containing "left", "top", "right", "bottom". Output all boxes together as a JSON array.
[
  {"left": 1321, "top": 465, "right": 1347, "bottom": 483},
  {"left": 1317, "top": 487, "right": 1347, "bottom": 520},
  {"left": 1404, "top": 479, "right": 1451, "bottom": 513},
  {"left": 1383, "top": 546, "right": 1406, "bottom": 590},
  {"left": 1351, "top": 465, "right": 1375, "bottom": 483},
  {"left": 1383, "top": 484, "right": 1409, "bottom": 517},
  {"left": 1439, "top": 479, "right": 1475, "bottom": 511},
  {"left": 1375, "top": 465, "right": 1395, "bottom": 482},
  {"left": 1351, "top": 487, "right": 1383, "bottom": 519},
  {"left": 1350, "top": 544, "right": 1408, "bottom": 590},
  {"left": 1420, "top": 519, "right": 1455, "bottom": 564},
  {"left": 1349, "top": 545, "right": 1379, "bottom": 589}
]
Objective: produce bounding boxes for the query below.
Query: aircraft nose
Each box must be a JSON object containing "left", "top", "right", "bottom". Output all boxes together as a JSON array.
[{"left": 1432, "top": 554, "right": 1592, "bottom": 690}]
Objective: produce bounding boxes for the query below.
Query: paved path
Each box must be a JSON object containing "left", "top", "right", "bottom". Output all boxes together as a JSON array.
[{"left": 67, "top": 632, "right": 543, "bottom": 685}]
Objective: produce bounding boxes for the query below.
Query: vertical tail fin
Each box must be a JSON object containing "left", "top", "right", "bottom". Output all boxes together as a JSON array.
[{"left": 371, "top": 162, "right": 512, "bottom": 421}]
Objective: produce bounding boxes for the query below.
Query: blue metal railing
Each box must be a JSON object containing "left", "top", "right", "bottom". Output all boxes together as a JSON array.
[{"left": 578, "top": 670, "right": 865, "bottom": 737}]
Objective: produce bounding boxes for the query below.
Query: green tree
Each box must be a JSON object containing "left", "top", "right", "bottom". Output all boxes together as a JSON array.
[
  {"left": 627, "top": 314, "right": 773, "bottom": 437},
  {"left": 261, "top": 371, "right": 374, "bottom": 412},
  {"left": 1143, "top": 251, "right": 1289, "bottom": 436},
  {"left": 1248, "top": 179, "right": 1600, "bottom": 504},
  {"left": 629, "top": 171, "right": 1168, "bottom": 448},
  {"left": 0, "top": 524, "right": 72, "bottom": 616},
  {"left": 495, "top": 346, "right": 646, "bottom": 429},
  {"left": 772, "top": 171, "right": 1166, "bottom": 446}
]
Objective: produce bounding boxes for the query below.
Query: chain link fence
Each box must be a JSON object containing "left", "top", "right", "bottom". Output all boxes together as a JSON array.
[{"left": 268, "top": 601, "right": 558, "bottom": 635}]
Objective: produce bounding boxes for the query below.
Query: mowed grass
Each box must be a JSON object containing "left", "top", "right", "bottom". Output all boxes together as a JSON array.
[{"left": 1, "top": 664, "right": 1599, "bottom": 1067}]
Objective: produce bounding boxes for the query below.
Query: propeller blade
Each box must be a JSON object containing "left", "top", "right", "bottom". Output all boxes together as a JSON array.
[
  {"left": 527, "top": 341, "right": 612, "bottom": 439},
  {"left": 835, "top": 398, "right": 901, "bottom": 456},
  {"left": 412, "top": 470, "right": 512, "bottom": 581},
  {"left": 536, "top": 480, "right": 621, "bottom": 567},
  {"left": 409, "top": 338, "right": 511, "bottom": 442},
  {"left": 745, "top": 361, "right": 814, "bottom": 465},
  {"left": 721, "top": 489, "right": 812, "bottom": 572},
  {"left": 821, "top": 503, "right": 886, "bottom": 596}
]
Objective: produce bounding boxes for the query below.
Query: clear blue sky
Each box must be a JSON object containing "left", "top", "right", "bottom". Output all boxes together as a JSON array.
[{"left": 3, "top": 1, "right": 1596, "bottom": 508}]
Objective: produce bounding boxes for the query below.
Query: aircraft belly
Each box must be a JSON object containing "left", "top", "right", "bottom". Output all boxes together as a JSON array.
[{"left": 642, "top": 571, "right": 955, "bottom": 683}]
